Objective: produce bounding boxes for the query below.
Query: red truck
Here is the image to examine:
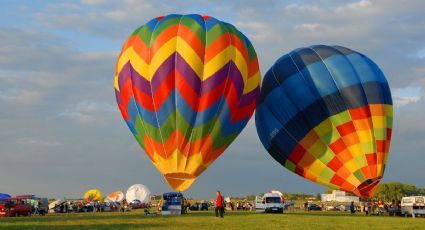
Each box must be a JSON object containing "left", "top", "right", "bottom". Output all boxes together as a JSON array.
[{"left": 0, "top": 195, "right": 34, "bottom": 217}]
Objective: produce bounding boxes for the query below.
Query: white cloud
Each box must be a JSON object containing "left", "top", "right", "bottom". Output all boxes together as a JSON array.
[
  {"left": 16, "top": 137, "right": 62, "bottom": 146},
  {"left": 294, "top": 23, "right": 322, "bottom": 31},
  {"left": 393, "top": 86, "right": 422, "bottom": 106},
  {"left": 394, "top": 96, "right": 421, "bottom": 106},
  {"left": 341, "top": 0, "right": 372, "bottom": 10},
  {"left": 0, "top": 88, "right": 42, "bottom": 105},
  {"left": 58, "top": 101, "right": 117, "bottom": 122}
]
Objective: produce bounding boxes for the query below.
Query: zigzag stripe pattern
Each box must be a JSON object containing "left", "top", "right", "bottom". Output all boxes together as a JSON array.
[{"left": 114, "top": 14, "right": 260, "bottom": 191}]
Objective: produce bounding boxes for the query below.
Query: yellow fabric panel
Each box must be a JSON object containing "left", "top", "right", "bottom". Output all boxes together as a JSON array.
[
  {"left": 345, "top": 174, "right": 361, "bottom": 187},
  {"left": 175, "top": 37, "right": 204, "bottom": 78},
  {"left": 148, "top": 37, "right": 178, "bottom": 81},
  {"left": 114, "top": 74, "right": 120, "bottom": 91},
  {"left": 203, "top": 46, "right": 233, "bottom": 81},
  {"left": 344, "top": 158, "right": 359, "bottom": 173},
  {"left": 347, "top": 144, "right": 364, "bottom": 157},
  {"left": 244, "top": 70, "right": 260, "bottom": 94},
  {"left": 231, "top": 48, "right": 248, "bottom": 85},
  {"left": 308, "top": 160, "right": 326, "bottom": 174},
  {"left": 118, "top": 47, "right": 149, "bottom": 81},
  {"left": 372, "top": 116, "right": 386, "bottom": 129},
  {"left": 357, "top": 130, "right": 373, "bottom": 143}
]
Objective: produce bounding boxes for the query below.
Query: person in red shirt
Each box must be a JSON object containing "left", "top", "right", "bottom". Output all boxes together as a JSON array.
[{"left": 215, "top": 190, "right": 224, "bottom": 218}]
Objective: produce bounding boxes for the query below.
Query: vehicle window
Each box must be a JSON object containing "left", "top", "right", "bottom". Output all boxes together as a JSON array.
[
  {"left": 265, "top": 197, "right": 281, "bottom": 203},
  {"left": 415, "top": 197, "right": 424, "bottom": 204},
  {"left": 403, "top": 198, "right": 412, "bottom": 204}
]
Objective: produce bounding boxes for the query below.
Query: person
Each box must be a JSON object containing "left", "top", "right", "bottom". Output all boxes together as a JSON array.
[
  {"left": 64, "top": 202, "right": 69, "bottom": 214},
  {"left": 186, "top": 201, "right": 191, "bottom": 213},
  {"left": 5, "top": 200, "right": 12, "bottom": 217},
  {"left": 215, "top": 191, "right": 224, "bottom": 218},
  {"left": 364, "top": 203, "right": 369, "bottom": 215},
  {"left": 350, "top": 201, "right": 355, "bottom": 214},
  {"left": 121, "top": 199, "right": 127, "bottom": 212}
]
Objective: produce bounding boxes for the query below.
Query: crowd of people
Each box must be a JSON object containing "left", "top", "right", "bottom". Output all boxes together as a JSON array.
[{"left": 52, "top": 199, "right": 140, "bottom": 214}]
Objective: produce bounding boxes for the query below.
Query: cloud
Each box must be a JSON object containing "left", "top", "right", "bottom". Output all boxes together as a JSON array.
[
  {"left": 58, "top": 101, "right": 117, "bottom": 122},
  {"left": 16, "top": 138, "right": 62, "bottom": 147},
  {"left": 393, "top": 86, "right": 422, "bottom": 107},
  {"left": 294, "top": 23, "right": 322, "bottom": 31},
  {"left": 0, "top": 88, "right": 42, "bottom": 105}
]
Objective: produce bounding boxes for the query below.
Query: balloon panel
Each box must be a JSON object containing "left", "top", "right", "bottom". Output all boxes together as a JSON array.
[
  {"left": 83, "top": 189, "right": 103, "bottom": 202},
  {"left": 114, "top": 14, "right": 260, "bottom": 191},
  {"left": 105, "top": 191, "right": 124, "bottom": 202},
  {"left": 256, "top": 45, "right": 392, "bottom": 198},
  {"left": 126, "top": 184, "right": 151, "bottom": 203}
]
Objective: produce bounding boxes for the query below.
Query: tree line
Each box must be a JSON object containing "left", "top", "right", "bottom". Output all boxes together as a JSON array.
[{"left": 372, "top": 182, "right": 425, "bottom": 201}]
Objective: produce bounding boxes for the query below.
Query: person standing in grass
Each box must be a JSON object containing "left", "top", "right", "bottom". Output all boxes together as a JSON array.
[
  {"left": 350, "top": 201, "right": 355, "bottom": 214},
  {"left": 215, "top": 191, "right": 224, "bottom": 218}
]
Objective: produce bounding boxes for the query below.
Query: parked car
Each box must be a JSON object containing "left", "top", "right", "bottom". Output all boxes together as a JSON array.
[
  {"left": 129, "top": 200, "right": 147, "bottom": 209},
  {"left": 189, "top": 203, "right": 200, "bottom": 211},
  {"left": 8, "top": 196, "right": 33, "bottom": 217},
  {"left": 325, "top": 205, "right": 335, "bottom": 211},
  {"left": 307, "top": 203, "right": 322, "bottom": 211},
  {"left": 200, "top": 202, "right": 209, "bottom": 211},
  {"left": 0, "top": 199, "right": 12, "bottom": 217},
  {"left": 335, "top": 204, "right": 345, "bottom": 211},
  {"left": 189, "top": 202, "right": 209, "bottom": 211}
]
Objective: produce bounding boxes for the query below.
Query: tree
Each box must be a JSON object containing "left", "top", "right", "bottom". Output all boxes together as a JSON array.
[
  {"left": 324, "top": 187, "right": 333, "bottom": 194},
  {"left": 316, "top": 193, "right": 322, "bottom": 201},
  {"left": 373, "top": 182, "right": 423, "bottom": 201}
]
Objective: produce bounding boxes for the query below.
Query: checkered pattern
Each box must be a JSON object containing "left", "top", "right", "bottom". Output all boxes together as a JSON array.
[{"left": 287, "top": 104, "right": 392, "bottom": 197}]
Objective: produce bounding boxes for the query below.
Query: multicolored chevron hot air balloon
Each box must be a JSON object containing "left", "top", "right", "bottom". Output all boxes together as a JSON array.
[
  {"left": 114, "top": 14, "right": 260, "bottom": 191},
  {"left": 256, "top": 45, "right": 392, "bottom": 198}
]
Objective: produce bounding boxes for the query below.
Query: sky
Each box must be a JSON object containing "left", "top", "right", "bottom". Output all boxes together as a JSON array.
[{"left": 0, "top": 0, "right": 424, "bottom": 200}]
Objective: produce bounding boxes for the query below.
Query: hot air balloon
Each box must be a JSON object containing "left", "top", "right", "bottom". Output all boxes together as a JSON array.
[
  {"left": 114, "top": 14, "right": 260, "bottom": 191},
  {"left": 126, "top": 184, "right": 151, "bottom": 204},
  {"left": 0, "top": 193, "right": 11, "bottom": 199},
  {"left": 83, "top": 189, "right": 103, "bottom": 202},
  {"left": 105, "top": 191, "right": 125, "bottom": 203},
  {"left": 255, "top": 45, "right": 392, "bottom": 198}
]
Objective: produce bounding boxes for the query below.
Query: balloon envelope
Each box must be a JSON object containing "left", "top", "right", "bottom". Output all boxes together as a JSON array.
[
  {"left": 83, "top": 189, "right": 103, "bottom": 202},
  {"left": 0, "top": 193, "right": 11, "bottom": 199},
  {"left": 255, "top": 45, "right": 392, "bottom": 198},
  {"left": 126, "top": 184, "right": 151, "bottom": 203},
  {"left": 114, "top": 14, "right": 260, "bottom": 191},
  {"left": 105, "top": 191, "right": 124, "bottom": 202}
]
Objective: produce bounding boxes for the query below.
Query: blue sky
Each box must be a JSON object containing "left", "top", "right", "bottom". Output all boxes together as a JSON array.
[{"left": 0, "top": 0, "right": 424, "bottom": 199}]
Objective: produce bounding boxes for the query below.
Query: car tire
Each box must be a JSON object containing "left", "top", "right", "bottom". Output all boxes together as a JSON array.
[
  {"left": 15, "top": 212, "right": 19, "bottom": 217},
  {"left": 28, "top": 211, "right": 31, "bottom": 217}
]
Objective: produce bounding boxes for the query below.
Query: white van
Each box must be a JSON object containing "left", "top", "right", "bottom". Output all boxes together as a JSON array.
[
  {"left": 255, "top": 192, "right": 284, "bottom": 213},
  {"left": 401, "top": 196, "right": 425, "bottom": 217}
]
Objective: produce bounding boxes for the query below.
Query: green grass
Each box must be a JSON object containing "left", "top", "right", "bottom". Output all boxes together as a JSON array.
[{"left": 0, "top": 210, "right": 424, "bottom": 230}]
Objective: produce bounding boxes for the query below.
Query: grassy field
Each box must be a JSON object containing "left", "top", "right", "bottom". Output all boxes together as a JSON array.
[{"left": 0, "top": 210, "right": 424, "bottom": 230}]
